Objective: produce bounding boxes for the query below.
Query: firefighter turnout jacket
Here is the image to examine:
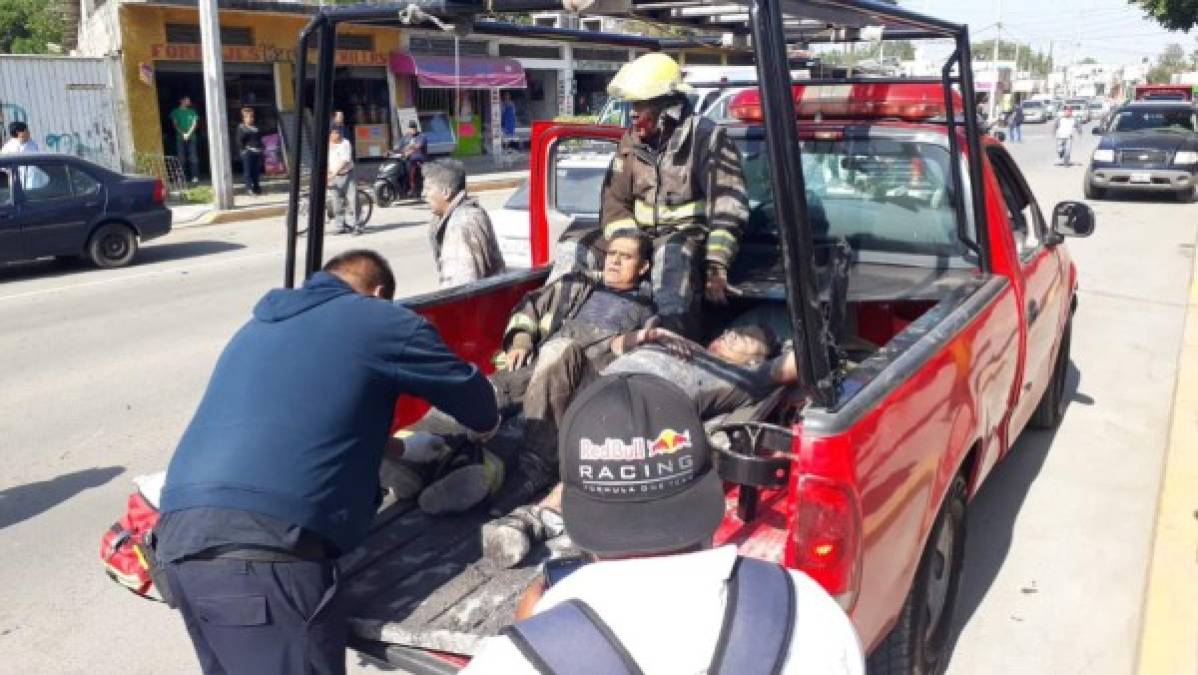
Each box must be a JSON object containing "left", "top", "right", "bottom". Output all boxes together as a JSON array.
[{"left": 600, "top": 106, "right": 750, "bottom": 270}]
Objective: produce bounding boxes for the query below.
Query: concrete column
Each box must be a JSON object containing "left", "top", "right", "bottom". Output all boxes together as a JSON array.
[
  {"left": 198, "top": 0, "right": 234, "bottom": 209},
  {"left": 560, "top": 43, "right": 575, "bottom": 117}
]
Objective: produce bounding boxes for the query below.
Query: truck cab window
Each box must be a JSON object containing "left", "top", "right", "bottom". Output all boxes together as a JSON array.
[{"left": 986, "top": 147, "right": 1045, "bottom": 259}]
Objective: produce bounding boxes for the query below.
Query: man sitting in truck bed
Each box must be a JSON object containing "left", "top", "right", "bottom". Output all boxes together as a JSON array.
[{"left": 405, "top": 229, "right": 661, "bottom": 516}]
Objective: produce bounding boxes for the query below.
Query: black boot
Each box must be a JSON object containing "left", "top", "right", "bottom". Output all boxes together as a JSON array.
[{"left": 488, "top": 450, "right": 556, "bottom": 517}]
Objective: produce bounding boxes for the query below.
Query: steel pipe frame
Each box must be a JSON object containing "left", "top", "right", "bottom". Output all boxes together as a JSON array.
[{"left": 288, "top": 1, "right": 993, "bottom": 406}]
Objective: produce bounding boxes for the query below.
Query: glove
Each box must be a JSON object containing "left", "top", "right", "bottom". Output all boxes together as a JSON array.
[{"left": 398, "top": 431, "right": 449, "bottom": 464}]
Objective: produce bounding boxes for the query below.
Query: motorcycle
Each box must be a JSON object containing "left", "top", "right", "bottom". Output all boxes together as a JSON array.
[{"left": 373, "top": 152, "right": 423, "bottom": 207}]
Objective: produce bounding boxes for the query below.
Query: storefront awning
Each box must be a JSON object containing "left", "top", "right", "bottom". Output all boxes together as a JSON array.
[{"left": 390, "top": 52, "right": 526, "bottom": 89}]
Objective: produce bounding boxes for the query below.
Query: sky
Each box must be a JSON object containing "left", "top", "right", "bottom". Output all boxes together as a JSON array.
[{"left": 910, "top": 0, "right": 1193, "bottom": 67}]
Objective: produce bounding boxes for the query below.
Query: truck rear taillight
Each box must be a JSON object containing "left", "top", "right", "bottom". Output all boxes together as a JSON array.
[
  {"left": 791, "top": 476, "right": 863, "bottom": 613},
  {"left": 153, "top": 180, "right": 165, "bottom": 204}
]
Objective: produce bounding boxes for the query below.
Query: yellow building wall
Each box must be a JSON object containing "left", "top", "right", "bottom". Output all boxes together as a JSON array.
[{"left": 119, "top": 5, "right": 402, "bottom": 158}]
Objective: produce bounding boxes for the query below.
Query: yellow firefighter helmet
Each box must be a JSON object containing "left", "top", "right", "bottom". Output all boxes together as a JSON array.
[{"left": 607, "top": 53, "right": 693, "bottom": 102}]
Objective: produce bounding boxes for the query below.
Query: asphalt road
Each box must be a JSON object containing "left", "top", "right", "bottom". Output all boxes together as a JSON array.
[{"left": 0, "top": 122, "right": 1194, "bottom": 674}]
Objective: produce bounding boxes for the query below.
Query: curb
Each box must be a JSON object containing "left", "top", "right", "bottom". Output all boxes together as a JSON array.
[
  {"left": 1135, "top": 238, "right": 1198, "bottom": 675},
  {"left": 171, "top": 176, "right": 523, "bottom": 229}
]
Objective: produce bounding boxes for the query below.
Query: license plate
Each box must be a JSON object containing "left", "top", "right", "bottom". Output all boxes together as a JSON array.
[{"left": 1130, "top": 172, "right": 1152, "bottom": 184}]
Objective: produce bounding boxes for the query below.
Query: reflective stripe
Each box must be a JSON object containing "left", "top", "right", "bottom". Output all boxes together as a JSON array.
[
  {"left": 708, "top": 229, "right": 738, "bottom": 245},
  {"left": 506, "top": 314, "right": 537, "bottom": 335},
  {"left": 603, "top": 218, "right": 637, "bottom": 238},
  {"left": 633, "top": 199, "right": 706, "bottom": 226},
  {"left": 538, "top": 314, "right": 555, "bottom": 335}
]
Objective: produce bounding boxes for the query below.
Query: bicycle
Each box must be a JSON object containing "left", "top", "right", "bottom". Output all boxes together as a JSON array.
[{"left": 290, "top": 184, "right": 374, "bottom": 235}]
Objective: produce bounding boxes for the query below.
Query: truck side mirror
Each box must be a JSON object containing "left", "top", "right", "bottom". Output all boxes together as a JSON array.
[{"left": 1049, "top": 201, "right": 1095, "bottom": 243}]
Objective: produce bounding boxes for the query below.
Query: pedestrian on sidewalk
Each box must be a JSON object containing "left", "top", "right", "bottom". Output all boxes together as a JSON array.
[
  {"left": 1054, "top": 108, "right": 1081, "bottom": 166},
  {"left": 155, "top": 250, "right": 500, "bottom": 675},
  {"left": 463, "top": 373, "right": 865, "bottom": 675},
  {"left": 1, "top": 121, "right": 39, "bottom": 154},
  {"left": 237, "top": 107, "right": 263, "bottom": 196},
  {"left": 1010, "top": 104, "right": 1024, "bottom": 143},
  {"left": 423, "top": 159, "right": 505, "bottom": 288},
  {"left": 3, "top": 122, "right": 49, "bottom": 190},
  {"left": 501, "top": 92, "right": 518, "bottom": 153},
  {"left": 170, "top": 96, "right": 201, "bottom": 183},
  {"left": 327, "top": 127, "right": 358, "bottom": 234}
]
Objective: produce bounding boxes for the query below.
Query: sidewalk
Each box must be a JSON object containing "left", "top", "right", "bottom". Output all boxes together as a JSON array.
[
  {"left": 170, "top": 152, "right": 529, "bottom": 228},
  {"left": 1135, "top": 238, "right": 1198, "bottom": 675}
]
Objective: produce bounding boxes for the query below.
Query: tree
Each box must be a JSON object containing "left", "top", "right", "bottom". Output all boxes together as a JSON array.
[
  {"left": 0, "top": 0, "right": 63, "bottom": 54},
  {"left": 1147, "top": 42, "right": 1188, "bottom": 83},
  {"left": 819, "top": 40, "right": 917, "bottom": 66},
  {"left": 970, "top": 39, "right": 1054, "bottom": 76},
  {"left": 1132, "top": 0, "right": 1198, "bottom": 31}
]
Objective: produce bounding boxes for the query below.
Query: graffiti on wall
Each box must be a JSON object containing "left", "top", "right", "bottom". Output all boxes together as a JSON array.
[{"left": 0, "top": 102, "right": 29, "bottom": 127}]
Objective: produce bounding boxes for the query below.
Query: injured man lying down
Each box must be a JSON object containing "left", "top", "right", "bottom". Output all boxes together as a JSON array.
[{"left": 379, "top": 307, "right": 800, "bottom": 568}]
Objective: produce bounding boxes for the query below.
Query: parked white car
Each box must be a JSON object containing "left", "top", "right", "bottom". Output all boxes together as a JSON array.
[{"left": 490, "top": 153, "right": 610, "bottom": 268}]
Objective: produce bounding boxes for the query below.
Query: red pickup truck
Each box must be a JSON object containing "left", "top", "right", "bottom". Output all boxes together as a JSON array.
[
  {"left": 284, "top": 4, "right": 1094, "bottom": 674},
  {"left": 336, "top": 84, "right": 1093, "bottom": 674},
  {"left": 1134, "top": 84, "right": 1194, "bottom": 101}
]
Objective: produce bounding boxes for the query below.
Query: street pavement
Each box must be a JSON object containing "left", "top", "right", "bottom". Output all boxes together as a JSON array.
[
  {"left": 0, "top": 122, "right": 1194, "bottom": 674},
  {"left": 946, "top": 123, "right": 1197, "bottom": 674}
]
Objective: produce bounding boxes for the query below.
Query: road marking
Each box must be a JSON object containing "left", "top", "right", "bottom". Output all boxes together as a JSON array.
[
  {"left": 1135, "top": 242, "right": 1198, "bottom": 675},
  {"left": 0, "top": 249, "right": 282, "bottom": 304}
]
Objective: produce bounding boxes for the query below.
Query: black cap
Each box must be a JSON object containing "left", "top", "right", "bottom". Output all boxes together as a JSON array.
[{"left": 559, "top": 373, "right": 725, "bottom": 556}]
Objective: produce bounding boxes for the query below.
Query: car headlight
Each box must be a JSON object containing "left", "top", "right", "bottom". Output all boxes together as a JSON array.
[
  {"left": 1092, "top": 149, "right": 1115, "bottom": 163},
  {"left": 1173, "top": 151, "right": 1198, "bottom": 165}
]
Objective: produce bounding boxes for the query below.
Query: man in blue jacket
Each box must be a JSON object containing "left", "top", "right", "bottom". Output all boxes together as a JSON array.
[{"left": 155, "top": 249, "right": 498, "bottom": 675}]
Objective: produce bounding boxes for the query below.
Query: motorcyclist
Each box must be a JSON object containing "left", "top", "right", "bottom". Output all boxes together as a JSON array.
[
  {"left": 598, "top": 53, "right": 750, "bottom": 338},
  {"left": 394, "top": 121, "right": 428, "bottom": 197}
]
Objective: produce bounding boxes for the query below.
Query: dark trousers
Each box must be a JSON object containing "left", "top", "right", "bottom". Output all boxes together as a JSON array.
[
  {"left": 413, "top": 341, "right": 597, "bottom": 463},
  {"left": 164, "top": 558, "right": 345, "bottom": 675},
  {"left": 177, "top": 134, "right": 200, "bottom": 181},
  {"left": 241, "top": 150, "right": 262, "bottom": 194}
]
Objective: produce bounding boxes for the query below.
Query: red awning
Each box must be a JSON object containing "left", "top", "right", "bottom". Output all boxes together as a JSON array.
[{"left": 390, "top": 52, "right": 526, "bottom": 89}]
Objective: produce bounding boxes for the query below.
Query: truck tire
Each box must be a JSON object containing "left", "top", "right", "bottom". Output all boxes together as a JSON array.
[
  {"left": 1029, "top": 318, "right": 1072, "bottom": 430},
  {"left": 868, "top": 475, "right": 966, "bottom": 675},
  {"left": 1084, "top": 181, "right": 1105, "bottom": 200},
  {"left": 1175, "top": 186, "right": 1196, "bottom": 204},
  {"left": 88, "top": 222, "right": 138, "bottom": 269}
]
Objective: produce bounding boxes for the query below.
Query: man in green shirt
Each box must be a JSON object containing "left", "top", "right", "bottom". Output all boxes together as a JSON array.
[{"left": 170, "top": 96, "right": 201, "bottom": 183}]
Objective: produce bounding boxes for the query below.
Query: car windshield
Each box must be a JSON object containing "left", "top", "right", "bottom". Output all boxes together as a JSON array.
[
  {"left": 1110, "top": 109, "right": 1198, "bottom": 132},
  {"left": 505, "top": 163, "right": 608, "bottom": 215},
  {"left": 735, "top": 136, "right": 965, "bottom": 261},
  {"left": 555, "top": 164, "right": 607, "bottom": 214}
]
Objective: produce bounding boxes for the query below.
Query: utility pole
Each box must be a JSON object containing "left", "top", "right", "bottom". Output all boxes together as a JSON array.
[
  {"left": 198, "top": 0, "right": 234, "bottom": 209},
  {"left": 989, "top": 0, "right": 1003, "bottom": 121}
]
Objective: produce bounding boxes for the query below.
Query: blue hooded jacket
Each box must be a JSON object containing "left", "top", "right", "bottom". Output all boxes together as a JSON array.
[{"left": 160, "top": 271, "right": 497, "bottom": 554}]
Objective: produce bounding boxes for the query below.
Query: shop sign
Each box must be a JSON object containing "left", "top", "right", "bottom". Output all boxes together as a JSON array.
[
  {"left": 572, "top": 60, "right": 622, "bottom": 73},
  {"left": 149, "top": 43, "right": 387, "bottom": 67}
]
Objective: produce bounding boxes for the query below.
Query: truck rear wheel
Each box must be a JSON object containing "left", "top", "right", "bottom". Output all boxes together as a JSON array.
[
  {"left": 868, "top": 475, "right": 966, "bottom": 675},
  {"left": 1029, "top": 319, "right": 1072, "bottom": 430}
]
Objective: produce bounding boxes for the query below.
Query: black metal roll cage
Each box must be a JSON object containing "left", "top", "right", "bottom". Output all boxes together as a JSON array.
[{"left": 286, "top": 0, "right": 989, "bottom": 411}]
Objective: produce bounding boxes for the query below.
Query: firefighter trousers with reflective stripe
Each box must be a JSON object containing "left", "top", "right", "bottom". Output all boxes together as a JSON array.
[{"left": 164, "top": 558, "right": 346, "bottom": 675}]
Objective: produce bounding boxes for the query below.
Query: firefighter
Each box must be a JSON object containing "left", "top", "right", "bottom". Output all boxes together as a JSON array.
[{"left": 600, "top": 53, "right": 750, "bottom": 337}]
